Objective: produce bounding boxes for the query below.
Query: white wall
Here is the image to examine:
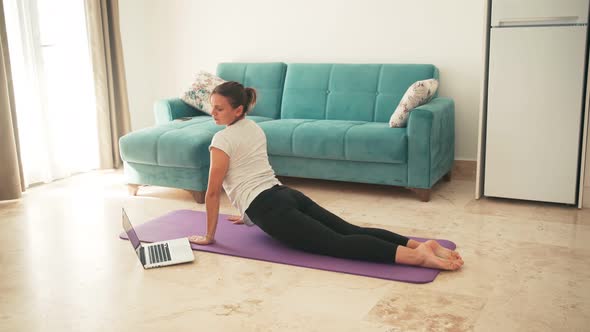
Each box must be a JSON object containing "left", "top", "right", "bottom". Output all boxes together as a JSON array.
[
  {"left": 118, "top": 0, "right": 154, "bottom": 131},
  {"left": 120, "top": 0, "right": 486, "bottom": 160}
]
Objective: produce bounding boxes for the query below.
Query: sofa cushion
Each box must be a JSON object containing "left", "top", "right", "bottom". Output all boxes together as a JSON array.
[
  {"left": 256, "top": 119, "right": 315, "bottom": 157},
  {"left": 389, "top": 78, "right": 439, "bottom": 128},
  {"left": 217, "top": 63, "right": 287, "bottom": 119},
  {"left": 120, "top": 116, "right": 273, "bottom": 168},
  {"left": 281, "top": 63, "right": 438, "bottom": 122},
  {"left": 180, "top": 71, "right": 226, "bottom": 115},
  {"left": 258, "top": 119, "right": 408, "bottom": 164}
]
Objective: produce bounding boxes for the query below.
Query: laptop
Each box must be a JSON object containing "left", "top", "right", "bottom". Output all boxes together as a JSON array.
[{"left": 122, "top": 209, "right": 194, "bottom": 269}]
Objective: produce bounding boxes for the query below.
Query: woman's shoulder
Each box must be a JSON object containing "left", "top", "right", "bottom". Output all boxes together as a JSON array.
[
  {"left": 244, "top": 118, "right": 257, "bottom": 126},
  {"left": 211, "top": 126, "right": 231, "bottom": 144},
  {"left": 239, "top": 118, "right": 261, "bottom": 131},
  {"left": 212, "top": 126, "right": 228, "bottom": 137},
  {"left": 245, "top": 118, "right": 265, "bottom": 129}
]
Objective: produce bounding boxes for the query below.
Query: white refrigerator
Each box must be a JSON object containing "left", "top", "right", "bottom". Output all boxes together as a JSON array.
[{"left": 484, "top": 0, "right": 589, "bottom": 204}]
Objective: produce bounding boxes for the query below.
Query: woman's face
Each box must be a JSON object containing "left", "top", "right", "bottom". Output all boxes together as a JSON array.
[{"left": 210, "top": 94, "right": 243, "bottom": 126}]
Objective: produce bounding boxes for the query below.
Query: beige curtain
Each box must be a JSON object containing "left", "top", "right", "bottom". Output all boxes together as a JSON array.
[
  {"left": 85, "top": 0, "right": 131, "bottom": 169},
  {"left": 0, "top": 0, "right": 24, "bottom": 201}
]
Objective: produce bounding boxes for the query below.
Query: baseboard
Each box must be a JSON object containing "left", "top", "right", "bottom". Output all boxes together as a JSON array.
[{"left": 452, "top": 160, "right": 476, "bottom": 181}]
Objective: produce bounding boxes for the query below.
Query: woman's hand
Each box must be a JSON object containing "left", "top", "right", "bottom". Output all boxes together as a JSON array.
[
  {"left": 188, "top": 235, "right": 215, "bottom": 245},
  {"left": 227, "top": 215, "right": 244, "bottom": 225}
]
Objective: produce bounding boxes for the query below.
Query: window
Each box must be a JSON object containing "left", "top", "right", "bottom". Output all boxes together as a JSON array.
[{"left": 4, "top": 0, "right": 99, "bottom": 186}]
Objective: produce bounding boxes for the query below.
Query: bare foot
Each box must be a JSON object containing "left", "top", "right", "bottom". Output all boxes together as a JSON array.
[
  {"left": 415, "top": 243, "right": 462, "bottom": 271},
  {"left": 424, "top": 240, "right": 463, "bottom": 262}
]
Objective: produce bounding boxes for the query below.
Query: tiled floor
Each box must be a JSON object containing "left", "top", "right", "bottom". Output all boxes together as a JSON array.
[{"left": 1, "top": 169, "right": 589, "bottom": 331}]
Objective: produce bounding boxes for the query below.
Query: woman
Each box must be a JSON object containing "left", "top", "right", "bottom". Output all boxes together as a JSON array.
[{"left": 189, "top": 81, "right": 463, "bottom": 270}]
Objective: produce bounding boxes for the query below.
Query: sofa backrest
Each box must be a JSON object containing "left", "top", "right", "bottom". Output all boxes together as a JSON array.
[
  {"left": 216, "top": 62, "right": 287, "bottom": 119},
  {"left": 280, "top": 63, "right": 439, "bottom": 122}
]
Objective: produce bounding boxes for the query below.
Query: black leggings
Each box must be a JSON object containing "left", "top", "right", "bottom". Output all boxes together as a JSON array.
[{"left": 245, "top": 185, "right": 410, "bottom": 264}]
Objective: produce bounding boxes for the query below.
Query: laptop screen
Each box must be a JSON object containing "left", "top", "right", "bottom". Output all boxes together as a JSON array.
[{"left": 122, "top": 209, "right": 141, "bottom": 251}]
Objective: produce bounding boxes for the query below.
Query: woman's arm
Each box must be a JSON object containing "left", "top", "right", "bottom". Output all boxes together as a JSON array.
[
  {"left": 204, "top": 147, "right": 229, "bottom": 239},
  {"left": 189, "top": 147, "right": 229, "bottom": 245}
]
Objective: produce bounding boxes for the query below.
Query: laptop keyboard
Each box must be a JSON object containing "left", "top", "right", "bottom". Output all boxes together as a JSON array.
[{"left": 148, "top": 243, "right": 172, "bottom": 264}]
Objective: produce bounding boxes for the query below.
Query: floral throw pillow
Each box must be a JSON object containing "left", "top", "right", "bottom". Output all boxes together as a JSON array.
[
  {"left": 389, "top": 79, "right": 439, "bottom": 128},
  {"left": 181, "top": 71, "right": 226, "bottom": 115}
]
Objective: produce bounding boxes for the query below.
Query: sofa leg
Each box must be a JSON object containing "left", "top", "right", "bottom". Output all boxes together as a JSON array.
[
  {"left": 127, "top": 184, "right": 142, "bottom": 196},
  {"left": 443, "top": 171, "right": 452, "bottom": 182},
  {"left": 409, "top": 188, "right": 431, "bottom": 202},
  {"left": 189, "top": 190, "right": 206, "bottom": 204}
]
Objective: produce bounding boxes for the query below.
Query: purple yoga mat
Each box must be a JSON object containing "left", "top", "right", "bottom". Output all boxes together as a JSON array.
[{"left": 119, "top": 209, "right": 456, "bottom": 283}]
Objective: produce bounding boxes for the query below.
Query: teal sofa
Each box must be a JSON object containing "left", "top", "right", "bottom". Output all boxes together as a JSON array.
[{"left": 119, "top": 62, "right": 454, "bottom": 202}]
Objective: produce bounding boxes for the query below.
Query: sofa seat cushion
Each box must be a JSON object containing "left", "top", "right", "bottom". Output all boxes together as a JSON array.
[
  {"left": 120, "top": 116, "right": 273, "bottom": 168},
  {"left": 259, "top": 119, "right": 408, "bottom": 164}
]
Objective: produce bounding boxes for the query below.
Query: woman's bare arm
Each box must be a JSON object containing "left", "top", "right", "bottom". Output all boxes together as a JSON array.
[{"left": 189, "top": 147, "right": 229, "bottom": 244}]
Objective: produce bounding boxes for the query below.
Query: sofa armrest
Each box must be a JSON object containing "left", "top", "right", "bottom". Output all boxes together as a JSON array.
[
  {"left": 153, "top": 98, "right": 208, "bottom": 124},
  {"left": 406, "top": 97, "right": 455, "bottom": 188}
]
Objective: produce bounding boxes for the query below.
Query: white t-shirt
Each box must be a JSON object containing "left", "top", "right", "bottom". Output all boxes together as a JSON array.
[{"left": 209, "top": 118, "right": 281, "bottom": 226}]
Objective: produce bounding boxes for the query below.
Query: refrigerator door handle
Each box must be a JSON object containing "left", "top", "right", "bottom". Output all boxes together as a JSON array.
[{"left": 498, "top": 16, "right": 580, "bottom": 26}]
